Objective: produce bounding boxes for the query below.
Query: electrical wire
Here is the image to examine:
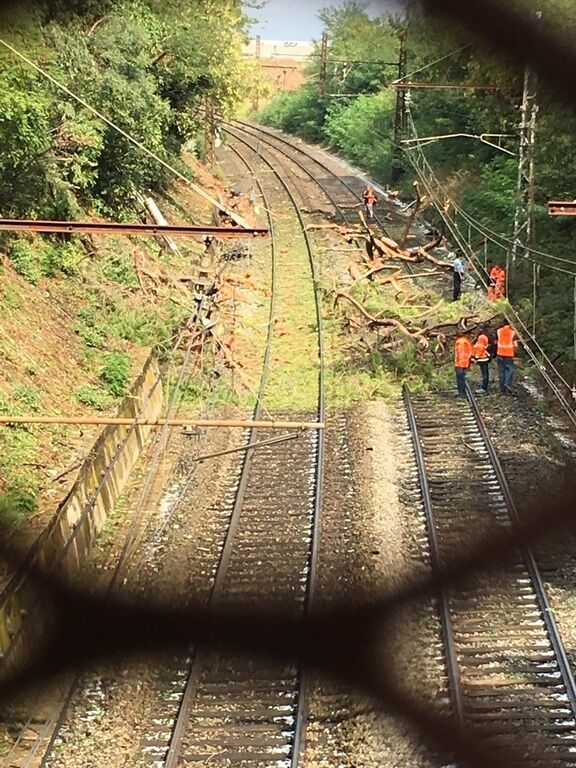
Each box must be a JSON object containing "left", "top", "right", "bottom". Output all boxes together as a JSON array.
[
  {"left": 393, "top": 43, "right": 472, "bottom": 84},
  {"left": 402, "top": 113, "right": 576, "bottom": 269},
  {"left": 403, "top": 125, "right": 576, "bottom": 276},
  {"left": 0, "top": 37, "right": 245, "bottom": 224},
  {"left": 404, "top": 107, "right": 576, "bottom": 419}
]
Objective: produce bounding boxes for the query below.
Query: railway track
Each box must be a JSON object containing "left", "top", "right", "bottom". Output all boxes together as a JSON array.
[
  {"left": 233, "top": 120, "right": 390, "bottom": 237},
  {"left": 225, "top": 121, "right": 427, "bottom": 280},
  {"left": 34, "top": 120, "right": 324, "bottom": 768},
  {"left": 137, "top": 130, "right": 326, "bottom": 767},
  {"left": 404, "top": 386, "right": 576, "bottom": 765}
]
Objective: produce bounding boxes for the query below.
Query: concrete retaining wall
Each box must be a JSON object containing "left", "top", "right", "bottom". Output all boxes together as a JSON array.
[{"left": 0, "top": 352, "right": 163, "bottom": 664}]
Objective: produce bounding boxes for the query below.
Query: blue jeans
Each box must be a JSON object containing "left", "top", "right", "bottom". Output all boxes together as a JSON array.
[
  {"left": 497, "top": 356, "right": 514, "bottom": 392},
  {"left": 455, "top": 367, "right": 468, "bottom": 397},
  {"left": 478, "top": 361, "right": 490, "bottom": 391},
  {"left": 364, "top": 203, "right": 374, "bottom": 218}
]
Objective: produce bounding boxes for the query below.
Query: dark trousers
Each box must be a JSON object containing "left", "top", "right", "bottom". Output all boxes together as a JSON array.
[
  {"left": 478, "top": 361, "right": 490, "bottom": 391},
  {"left": 453, "top": 271, "right": 462, "bottom": 301},
  {"left": 455, "top": 367, "right": 468, "bottom": 397},
  {"left": 497, "top": 356, "right": 515, "bottom": 392}
]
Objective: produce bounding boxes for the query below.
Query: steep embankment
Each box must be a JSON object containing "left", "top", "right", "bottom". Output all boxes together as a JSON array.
[{"left": 0, "top": 157, "right": 233, "bottom": 539}]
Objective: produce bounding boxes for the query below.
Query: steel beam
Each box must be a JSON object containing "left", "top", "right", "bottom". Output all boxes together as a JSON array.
[
  {"left": 548, "top": 201, "right": 576, "bottom": 216},
  {"left": 0, "top": 416, "right": 323, "bottom": 429},
  {"left": 0, "top": 219, "right": 268, "bottom": 238}
]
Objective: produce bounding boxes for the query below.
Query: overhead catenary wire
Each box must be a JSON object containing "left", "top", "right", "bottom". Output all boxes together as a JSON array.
[
  {"left": 401, "top": 113, "right": 576, "bottom": 271},
  {"left": 392, "top": 43, "right": 473, "bottom": 84},
  {"left": 403, "top": 107, "right": 576, "bottom": 421}
]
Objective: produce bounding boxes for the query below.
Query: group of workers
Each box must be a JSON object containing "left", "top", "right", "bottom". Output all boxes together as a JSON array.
[
  {"left": 452, "top": 254, "right": 507, "bottom": 302},
  {"left": 454, "top": 320, "right": 518, "bottom": 397},
  {"left": 359, "top": 185, "right": 519, "bottom": 399}
]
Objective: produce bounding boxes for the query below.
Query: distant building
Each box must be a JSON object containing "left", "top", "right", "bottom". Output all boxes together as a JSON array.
[
  {"left": 242, "top": 39, "right": 314, "bottom": 60},
  {"left": 242, "top": 38, "right": 314, "bottom": 92}
]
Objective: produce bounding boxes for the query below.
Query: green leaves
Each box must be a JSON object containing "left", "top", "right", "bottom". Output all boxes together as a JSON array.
[{"left": 0, "top": 0, "right": 251, "bottom": 221}]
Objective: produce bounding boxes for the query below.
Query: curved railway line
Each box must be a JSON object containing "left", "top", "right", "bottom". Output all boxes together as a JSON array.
[
  {"left": 404, "top": 386, "right": 576, "bottom": 765},
  {"left": 34, "top": 122, "right": 326, "bottom": 768},
  {"left": 151, "top": 132, "right": 326, "bottom": 768},
  {"left": 229, "top": 120, "right": 399, "bottom": 237}
]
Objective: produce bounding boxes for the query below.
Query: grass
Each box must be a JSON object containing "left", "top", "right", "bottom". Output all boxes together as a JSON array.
[
  {"left": 264, "top": 220, "right": 321, "bottom": 412},
  {"left": 74, "top": 385, "right": 111, "bottom": 411},
  {"left": 170, "top": 375, "right": 241, "bottom": 413},
  {"left": 322, "top": 268, "right": 505, "bottom": 403}
]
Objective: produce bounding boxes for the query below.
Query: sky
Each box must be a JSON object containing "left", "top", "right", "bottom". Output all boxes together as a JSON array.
[{"left": 246, "top": 0, "right": 406, "bottom": 41}]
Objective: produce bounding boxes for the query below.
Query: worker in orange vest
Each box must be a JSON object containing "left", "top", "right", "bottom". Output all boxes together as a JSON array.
[
  {"left": 472, "top": 327, "right": 493, "bottom": 394},
  {"left": 494, "top": 266, "right": 506, "bottom": 299},
  {"left": 454, "top": 331, "right": 473, "bottom": 398},
  {"left": 496, "top": 320, "right": 518, "bottom": 394},
  {"left": 488, "top": 264, "right": 506, "bottom": 301},
  {"left": 363, "top": 186, "right": 378, "bottom": 219}
]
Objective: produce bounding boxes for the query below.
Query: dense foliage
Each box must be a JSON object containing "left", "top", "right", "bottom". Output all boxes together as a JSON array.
[
  {"left": 257, "top": 0, "right": 576, "bottom": 373},
  {"left": 0, "top": 0, "right": 249, "bottom": 223},
  {"left": 258, "top": 3, "right": 399, "bottom": 180}
]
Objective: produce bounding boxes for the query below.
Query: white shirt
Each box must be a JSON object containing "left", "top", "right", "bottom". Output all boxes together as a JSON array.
[{"left": 453, "top": 256, "right": 465, "bottom": 276}]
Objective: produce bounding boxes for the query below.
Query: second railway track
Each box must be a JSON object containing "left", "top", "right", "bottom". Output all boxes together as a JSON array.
[{"left": 404, "top": 386, "right": 576, "bottom": 766}]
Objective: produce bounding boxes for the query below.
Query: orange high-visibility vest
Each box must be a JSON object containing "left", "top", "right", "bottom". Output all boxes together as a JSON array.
[
  {"left": 454, "top": 336, "right": 473, "bottom": 368},
  {"left": 489, "top": 266, "right": 500, "bottom": 282},
  {"left": 497, "top": 325, "right": 516, "bottom": 357},
  {"left": 364, "top": 188, "right": 377, "bottom": 203},
  {"left": 473, "top": 333, "right": 490, "bottom": 361}
]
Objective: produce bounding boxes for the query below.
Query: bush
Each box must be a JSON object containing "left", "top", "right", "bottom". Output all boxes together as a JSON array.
[
  {"left": 0, "top": 485, "right": 37, "bottom": 528},
  {"left": 323, "top": 92, "right": 394, "bottom": 180},
  {"left": 45, "top": 241, "right": 82, "bottom": 277},
  {"left": 9, "top": 240, "right": 44, "bottom": 284},
  {"left": 99, "top": 351, "right": 131, "bottom": 397},
  {"left": 74, "top": 384, "right": 110, "bottom": 411}
]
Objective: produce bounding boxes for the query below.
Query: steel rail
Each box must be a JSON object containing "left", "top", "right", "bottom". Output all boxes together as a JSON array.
[
  {"left": 163, "top": 142, "right": 280, "bottom": 768},
  {"left": 402, "top": 385, "right": 466, "bottom": 731},
  {"left": 229, "top": 121, "right": 421, "bottom": 281},
  {"left": 0, "top": 416, "right": 323, "bottom": 428},
  {"left": 466, "top": 385, "right": 576, "bottom": 716},
  {"left": 0, "top": 219, "right": 268, "bottom": 238},
  {"left": 15, "top": 322, "right": 201, "bottom": 768},
  {"left": 205, "top": 129, "right": 324, "bottom": 768},
  {"left": 223, "top": 125, "right": 350, "bottom": 226},
  {"left": 231, "top": 119, "right": 395, "bottom": 238},
  {"left": 405, "top": 383, "right": 576, "bottom": 755},
  {"left": 162, "top": 136, "right": 328, "bottom": 768}
]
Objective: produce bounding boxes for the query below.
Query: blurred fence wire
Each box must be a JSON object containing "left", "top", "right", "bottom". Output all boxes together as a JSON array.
[{"left": 1, "top": 2, "right": 576, "bottom": 768}]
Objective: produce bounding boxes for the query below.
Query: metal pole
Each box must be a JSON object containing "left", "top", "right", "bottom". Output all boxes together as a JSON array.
[
  {"left": 0, "top": 416, "right": 325, "bottom": 429},
  {"left": 319, "top": 32, "right": 328, "bottom": 96},
  {"left": 532, "top": 262, "right": 539, "bottom": 336},
  {"left": 252, "top": 35, "right": 261, "bottom": 113},
  {"left": 574, "top": 277, "right": 576, "bottom": 360},
  {"left": 390, "top": 29, "right": 407, "bottom": 185}
]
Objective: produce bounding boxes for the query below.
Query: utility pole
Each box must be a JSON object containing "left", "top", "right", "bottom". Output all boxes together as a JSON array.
[
  {"left": 390, "top": 29, "right": 407, "bottom": 185},
  {"left": 252, "top": 35, "right": 261, "bottom": 113},
  {"left": 203, "top": 96, "right": 215, "bottom": 165},
  {"left": 511, "top": 12, "right": 541, "bottom": 311},
  {"left": 511, "top": 64, "right": 538, "bottom": 267},
  {"left": 319, "top": 32, "right": 328, "bottom": 96}
]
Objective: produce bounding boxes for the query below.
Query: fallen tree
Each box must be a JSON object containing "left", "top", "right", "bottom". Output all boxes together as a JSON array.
[{"left": 334, "top": 289, "right": 482, "bottom": 356}]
